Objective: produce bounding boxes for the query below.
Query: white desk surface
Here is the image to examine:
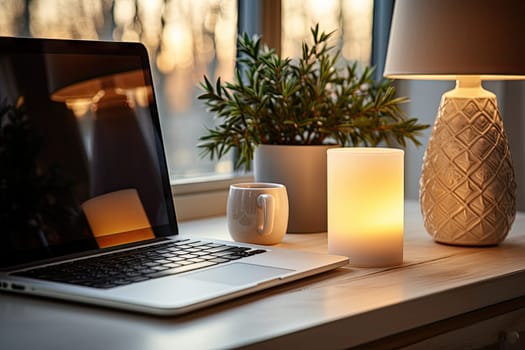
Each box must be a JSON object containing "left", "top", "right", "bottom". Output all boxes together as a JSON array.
[{"left": 2, "top": 200, "right": 525, "bottom": 349}]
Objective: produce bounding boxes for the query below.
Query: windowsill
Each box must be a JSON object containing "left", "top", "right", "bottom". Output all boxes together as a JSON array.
[{"left": 171, "top": 174, "right": 254, "bottom": 221}]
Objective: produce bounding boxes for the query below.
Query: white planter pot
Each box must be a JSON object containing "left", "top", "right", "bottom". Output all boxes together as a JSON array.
[{"left": 254, "top": 144, "right": 337, "bottom": 233}]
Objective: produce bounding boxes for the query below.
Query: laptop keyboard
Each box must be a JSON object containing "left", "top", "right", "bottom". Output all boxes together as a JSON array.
[{"left": 15, "top": 239, "right": 267, "bottom": 289}]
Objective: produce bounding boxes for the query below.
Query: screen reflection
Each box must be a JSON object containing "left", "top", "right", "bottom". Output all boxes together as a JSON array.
[{"left": 0, "top": 44, "right": 174, "bottom": 268}]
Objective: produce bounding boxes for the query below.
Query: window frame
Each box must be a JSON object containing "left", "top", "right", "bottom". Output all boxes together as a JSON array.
[{"left": 172, "top": 174, "right": 254, "bottom": 221}]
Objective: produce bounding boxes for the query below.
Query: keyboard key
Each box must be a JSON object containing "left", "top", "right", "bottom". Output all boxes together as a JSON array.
[
  {"left": 178, "top": 254, "right": 198, "bottom": 259},
  {"left": 221, "top": 254, "right": 243, "bottom": 260},
  {"left": 193, "top": 251, "right": 210, "bottom": 256},
  {"left": 163, "top": 263, "right": 181, "bottom": 268},
  {"left": 167, "top": 256, "right": 184, "bottom": 262},
  {"left": 150, "top": 266, "right": 169, "bottom": 271},
  {"left": 153, "top": 259, "right": 171, "bottom": 264},
  {"left": 198, "top": 255, "right": 217, "bottom": 260}
]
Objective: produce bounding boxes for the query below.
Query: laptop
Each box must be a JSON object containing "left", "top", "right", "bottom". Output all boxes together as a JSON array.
[{"left": 0, "top": 36, "right": 348, "bottom": 315}]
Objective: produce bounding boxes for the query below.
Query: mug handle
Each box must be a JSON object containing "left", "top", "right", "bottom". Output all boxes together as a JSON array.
[{"left": 256, "top": 194, "right": 274, "bottom": 236}]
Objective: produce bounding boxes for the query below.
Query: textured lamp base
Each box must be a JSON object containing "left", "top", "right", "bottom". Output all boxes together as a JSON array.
[{"left": 420, "top": 82, "right": 516, "bottom": 246}]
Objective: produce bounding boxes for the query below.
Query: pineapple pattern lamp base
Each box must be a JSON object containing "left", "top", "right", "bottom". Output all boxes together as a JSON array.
[{"left": 420, "top": 92, "right": 516, "bottom": 246}]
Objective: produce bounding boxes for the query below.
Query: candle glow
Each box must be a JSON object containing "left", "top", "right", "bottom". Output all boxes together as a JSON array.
[{"left": 327, "top": 147, "right": 404, "bottom": 267}]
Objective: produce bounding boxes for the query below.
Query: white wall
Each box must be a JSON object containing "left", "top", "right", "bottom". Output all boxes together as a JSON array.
[{"left": 397, "top": 80, "right": 525, "bottom": 211}]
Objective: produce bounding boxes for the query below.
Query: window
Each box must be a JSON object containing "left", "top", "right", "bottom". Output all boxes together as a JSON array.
[
  {"left": 282, "top": 0, "right": 373, "bottom": 65},
  {"left": 0, "top": 0, "right": 374, "bottom": 219}
]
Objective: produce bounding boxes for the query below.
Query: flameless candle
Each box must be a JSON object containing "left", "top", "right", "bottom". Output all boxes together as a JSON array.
[
  {"left": 81, "top": 189, "right": 154, "bottom": 247},
  {"left": 327, "top": 148, "right": 404, "bottom": 267}
]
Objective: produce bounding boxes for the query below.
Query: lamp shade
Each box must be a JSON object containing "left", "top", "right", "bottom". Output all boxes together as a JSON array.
[
  {"left": 384, "top": 0, "right": 525, "bottom": 80},
  {"left": 45, "top": 53, "right": 147, "bottom": 101}
]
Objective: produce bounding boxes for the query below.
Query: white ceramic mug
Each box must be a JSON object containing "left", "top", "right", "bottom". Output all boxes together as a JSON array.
[{"left": 227, "top": 183, "right": 289, "bottom": 245}]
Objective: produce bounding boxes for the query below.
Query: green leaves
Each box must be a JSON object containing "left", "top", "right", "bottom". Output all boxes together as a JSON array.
[{"left": 198, "top": 24, "right": 430, "bottom": 170}]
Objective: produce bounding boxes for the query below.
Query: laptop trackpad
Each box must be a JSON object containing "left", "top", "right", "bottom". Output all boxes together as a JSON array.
[{"left": 188, "top": 263, "right": 294, "bottom": 286}]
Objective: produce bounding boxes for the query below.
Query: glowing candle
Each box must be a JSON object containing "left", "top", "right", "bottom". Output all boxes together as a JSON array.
[
  {"left": 327, "top": 148, "right": 404, "bottom": 267},
  {"left": 82, "top": 188, "right": 154, "bottom": 247}
]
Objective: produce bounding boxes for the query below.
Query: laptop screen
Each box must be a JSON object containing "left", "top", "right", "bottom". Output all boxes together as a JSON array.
[{"left": 0, "top": 37, "right": 178, "bottom": 269}]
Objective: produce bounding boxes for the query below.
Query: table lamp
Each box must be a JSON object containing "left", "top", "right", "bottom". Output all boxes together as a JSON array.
[{"left": 384, "top": 0, "right": 525, "bottom": 246}]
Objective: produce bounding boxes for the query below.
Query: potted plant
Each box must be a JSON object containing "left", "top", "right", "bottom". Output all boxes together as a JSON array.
[{"left": 198, "top": 24, "right": 429, "bottom": 232}]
